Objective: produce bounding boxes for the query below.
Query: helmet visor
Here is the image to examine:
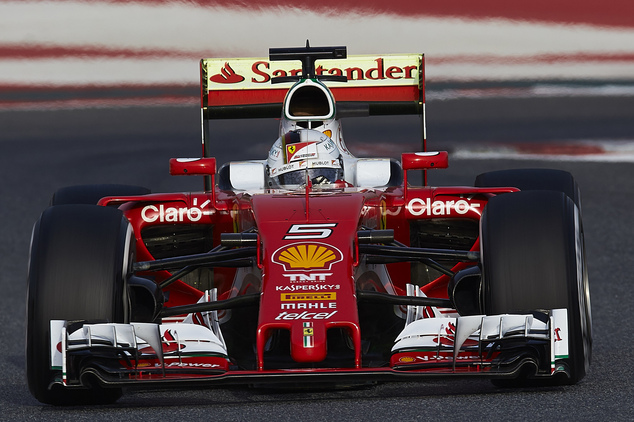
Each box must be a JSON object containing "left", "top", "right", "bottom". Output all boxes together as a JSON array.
[{"left": 276, "top": 168, "right": 343, "bottom": 188}]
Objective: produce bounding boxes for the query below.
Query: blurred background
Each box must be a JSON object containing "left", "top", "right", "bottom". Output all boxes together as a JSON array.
[
  {"left": 3, "top": 2, "right": 634, "bottom": 415},
  {"left": 1, "top": 0, "right": 633, "bottom": 109}
]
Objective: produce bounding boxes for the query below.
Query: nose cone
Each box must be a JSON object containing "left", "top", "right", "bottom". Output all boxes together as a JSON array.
[{"left": 290, "top": 320, "right": 328, "bottom": 362}]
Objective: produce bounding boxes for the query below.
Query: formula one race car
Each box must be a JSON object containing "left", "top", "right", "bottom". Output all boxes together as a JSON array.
[{"left": 26, "top": 43, "right": 592, "bottom": 405}]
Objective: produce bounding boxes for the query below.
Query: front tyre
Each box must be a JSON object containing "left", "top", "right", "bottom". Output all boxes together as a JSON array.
[
  {"left": 50, "top": 184, "right": 150, "bottom": 206},
  {"left": 26, "top": 205, "right": 133, "bottom": 405},
  {"left": 480, "top": 191, "right": 591, "bottom": 385}
]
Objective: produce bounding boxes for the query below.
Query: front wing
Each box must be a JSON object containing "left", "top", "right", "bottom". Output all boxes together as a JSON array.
[{"left": 48, "top": 309, "right": 570, "bottom": 390}]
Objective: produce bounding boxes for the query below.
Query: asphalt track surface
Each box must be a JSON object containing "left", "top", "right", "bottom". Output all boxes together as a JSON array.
[{"left": 2, "top": 94, "right": 634, "bottom": 420}]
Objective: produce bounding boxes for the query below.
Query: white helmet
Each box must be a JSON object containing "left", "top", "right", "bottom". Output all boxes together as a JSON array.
[{"left": 267, "top": 129, "right": 343, "bottom": 189}]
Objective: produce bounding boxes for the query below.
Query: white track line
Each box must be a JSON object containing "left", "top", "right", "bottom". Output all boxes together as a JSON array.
[
  {"left": 1, "top": 1, "right": 634, "bottom": 84},
  {"left": 452, "top": 140, "right": 634, "bottom": 162}
]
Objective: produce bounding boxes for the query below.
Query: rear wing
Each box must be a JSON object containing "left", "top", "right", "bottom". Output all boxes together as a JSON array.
[{"left": 200, "top": 52, "right": 426, "bottom": 187}]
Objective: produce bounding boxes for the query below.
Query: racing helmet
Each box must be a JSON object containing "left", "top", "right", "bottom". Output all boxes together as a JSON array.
[
  {"left": 279, "top": 79, "right": 344, "bottom": 151},
  {"left": 267, "top": 129, "right": 343, "bottom": 189}
]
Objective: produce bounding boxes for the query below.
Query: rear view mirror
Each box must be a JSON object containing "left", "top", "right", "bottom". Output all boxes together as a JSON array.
[
  {"left": 402, "top": 151, "right": 449, "bottom": 188},
  {"left": 356, "top": 158, "right": 401, "bottom": 188},
  {"left": 229, "top": 162, "right": 266, "bottom": 191},
  {"left": 169, "top": 158, "right": 217, "bottom": 176},
  {"left": 401, "top": 152, "right": 448, "bottom": 170}
]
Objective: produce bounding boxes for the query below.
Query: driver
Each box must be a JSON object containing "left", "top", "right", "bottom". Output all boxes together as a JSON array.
[
  {"left": 267, "top": 77, "right": 356, "bottom": 189},
  {"left": 267, "top": 129, "right": 344, "bottom": 189}
]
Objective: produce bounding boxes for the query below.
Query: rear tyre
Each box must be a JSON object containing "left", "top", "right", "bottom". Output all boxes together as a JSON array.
[
  {"left": 26, "top": 205, "right": 133, "bottom": 405},
  {"left": 475, "top": 168, "right": 581, "bottom": 207},
  {"left": 51, "top": 184, "right": 150, "bottom": 205},
  {"left": 480, "top": 191, "right": 591, "bottom": 386}
]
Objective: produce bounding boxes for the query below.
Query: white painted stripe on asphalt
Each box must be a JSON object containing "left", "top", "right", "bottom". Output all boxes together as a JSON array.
[
  {"left": 4, "top": 58, "right": 634, "bottom": 86},
  {"left": 4, "top": 81, "right": 633, "bottom": 113},
  {"left": 0, "top": 58, "right": 198, "bottom": 85},
  {"left": 427, "top": 61, "right": 634, "bottom": 82},
  {"left": 452, "top": 141, "right": 634, "bottom": 162},
  {"left": 0, "top": 96, "right": 198, "bottom": 111},
  {"left": 3, "top": 1, "right": 632, "bottom": 56},
  {"left": 1, "top": 1, "right": 634, "bottom": 84},
  {"left": 327, "top": 140, "right": 634, "bottom": 162},
  {"left": 428, "top": 84, "right": 634, "bottom": 101}
]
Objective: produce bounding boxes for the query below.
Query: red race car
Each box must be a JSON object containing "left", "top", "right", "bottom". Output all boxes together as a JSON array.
[{"left": 26, "top": 43, "right": 591, "bottom": 405}]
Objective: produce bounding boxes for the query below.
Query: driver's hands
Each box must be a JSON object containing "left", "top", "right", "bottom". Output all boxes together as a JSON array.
[{"left": 311, "top": 175, "right": 330, "bottom": 185}]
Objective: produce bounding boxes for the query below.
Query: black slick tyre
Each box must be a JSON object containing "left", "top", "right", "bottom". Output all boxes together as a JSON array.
[
  {"left": 475, "top": 168, "right": 581, "bottom": 207},
  {"left": 480, "top": 190, "right": 591, "bottom": 385},
  {"left": 26, "top": 205, "right": 133, "bottom": 405},
  {"left": 50, "top": 184, "right": 150, "bottom": 206}
]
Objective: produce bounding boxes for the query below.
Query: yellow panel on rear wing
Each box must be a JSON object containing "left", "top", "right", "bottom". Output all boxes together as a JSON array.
[{"left": 201, "top": 54, "right": 424, "bottom": 114}]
